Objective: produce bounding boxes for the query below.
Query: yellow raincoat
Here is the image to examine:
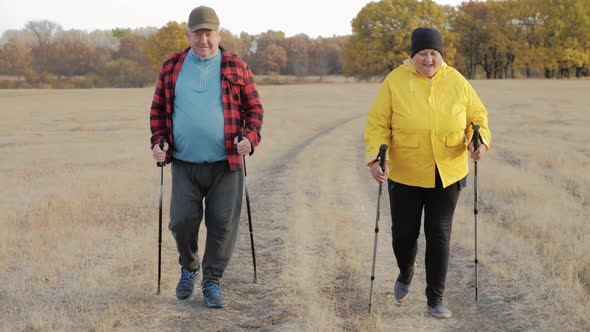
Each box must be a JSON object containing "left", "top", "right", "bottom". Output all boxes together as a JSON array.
[{"left": 365, "top": 59, "right": 491, "bottom": 188}]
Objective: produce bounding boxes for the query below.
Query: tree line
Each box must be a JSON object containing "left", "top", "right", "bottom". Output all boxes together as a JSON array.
[
  {"left": 345, "top": 0, "right": 590, "bottom": 79},
  {"left": 1, "top": 0, "right": 588, "bottom": 88}
]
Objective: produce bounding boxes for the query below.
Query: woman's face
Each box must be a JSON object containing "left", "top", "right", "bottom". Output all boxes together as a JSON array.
[{"left": 412, "top": 49, "right": 443, "bottom": 78}]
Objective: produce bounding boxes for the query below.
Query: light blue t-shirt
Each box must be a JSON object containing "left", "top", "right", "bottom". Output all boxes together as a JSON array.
[{"left": 172, "top": 49, "right": 226, "bottom": 163}]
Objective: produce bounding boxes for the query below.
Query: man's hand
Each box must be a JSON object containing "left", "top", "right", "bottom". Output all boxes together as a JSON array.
[
  {"left": 370, "top": 162, "right": 389, "bottom": 183},
  {"left": 152, "top": 141, "right": 169, "bottom": 162},
  {"left": 234, "top": 136, "right": 252, "bottom": 155},
  {"left": 468, "top": 143, "right": 487, "bottom": 162}
]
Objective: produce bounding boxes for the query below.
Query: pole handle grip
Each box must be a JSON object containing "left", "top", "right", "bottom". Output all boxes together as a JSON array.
[
  {"left": 471, "top": 122, "right": 481, "bottom": 152},
  {"left": 157, "top": 136, "right": 165, "bottom": 167},
  {"left": 238, "top": 129, "right": 243, "bottom": 141},
  {"left": 378, "top": 144, "right": 388, "bottom": 171}
]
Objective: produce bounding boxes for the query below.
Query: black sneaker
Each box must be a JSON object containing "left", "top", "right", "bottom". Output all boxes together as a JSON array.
[
  {"left": 394, "top": 280, "right": 410, "bottom": 302},
  {"left": 428, "top": 304, "right": 452, "bottom": 319},
  {"left": 202, "top": 281, "right": 225, "bottom": 308},
  {"left": 176, "top": 268, "right": 198, "bottom": 300}
]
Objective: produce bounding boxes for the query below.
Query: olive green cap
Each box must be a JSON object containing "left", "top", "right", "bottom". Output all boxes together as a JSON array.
[{"left": 188, "top": 6, "right": 220, "bottom": 32}]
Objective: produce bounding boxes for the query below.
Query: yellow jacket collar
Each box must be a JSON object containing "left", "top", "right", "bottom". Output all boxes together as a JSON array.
[
  {"left": 402, "top": 58, "right": 448, "bottom": 95},
  {"left": 402, "top": 58, "right": 448, "bottom": 78}
]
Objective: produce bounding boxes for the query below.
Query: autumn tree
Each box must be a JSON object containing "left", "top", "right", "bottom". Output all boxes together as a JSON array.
[
  {"left": 480, "top": 1, "right": 519, "bottom": 79},
  {"left": 117, "top": 32, "right": 149, "bottom": 66},
  {"left": 0, "top": 30, "right": 36, "bottom": 48},
  {"left": 244, "top": 30, "right": 287, "bottom": 75},
  {"left": 112, "top": 28, "right": 132, "bottom": 39},
  {"left": 219, "top": 29, "right": 245, "bottom": 56},
  {"left": 282, "top": 34, "right": 312, "bottom": 76},
  {"left": 146, "top": 21, "right": 188, "bottom": 73},
  {"left": 309, "top": 37, "right": 345, "bottom": 77},
  {"left": 256, "top": 43, "right": 287, "bottom": 74},
  {"left": 25, "top": 20, "right": 62, "bottom": 77},
  {"left": 44, "top": 30, "right": 110, "bottom": 76},
  {"left": 0, "top": 49, "right": 7, "bottom": 73},
  {"left": 108, "top": 32, "right": 153, "bottom": 86},
  {"left": 540, "top": 0, "right": 590, "bottom": 78},
  {"left": 343, "top": 0, "right": 448, "bottom": 79},
  {"left": 508, "top": 0, "right": 550, "bottom": 78},
  {"left": 452, "top": 1, "right": 489, "bottom": 78},
  {"left": 323, "top": 37, "right": 346, "bottom": 75},
  {"left": 88, "top": 30, "right": 120, "bottom": 51},
  {"left": 0, "top": 37, "right": 33, "bottom": 81}
]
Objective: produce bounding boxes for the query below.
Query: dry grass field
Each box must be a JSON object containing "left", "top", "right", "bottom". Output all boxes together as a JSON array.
[{"left": 0, "top": 80, "right": 588, "bottom": 331}]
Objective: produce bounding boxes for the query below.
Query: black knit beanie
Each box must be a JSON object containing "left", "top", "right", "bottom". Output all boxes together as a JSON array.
[{"left": 410, "top": 27, "right": 444, "bottom": 57}]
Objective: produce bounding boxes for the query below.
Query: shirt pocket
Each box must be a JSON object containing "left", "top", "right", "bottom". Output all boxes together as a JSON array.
[
  {"left": 226, "top": 74, "right": 244, "bottom": 86},
  {"left": 394, "top": 132, "right": 419, "bottom": 148},
  {"left": 225, "top": 74, "right": 244, "bottom": 104},
  {"left": 445, "top": 131, "right": 466, "bottom": 147}
]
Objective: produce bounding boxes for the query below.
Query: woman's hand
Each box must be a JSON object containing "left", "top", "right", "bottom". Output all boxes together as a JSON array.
[
  {"left": 370, "top": 162, "right": 389, "bottom": 183},
  {"left": 468, "top": 143, "right": 487, "bottom": 162}
]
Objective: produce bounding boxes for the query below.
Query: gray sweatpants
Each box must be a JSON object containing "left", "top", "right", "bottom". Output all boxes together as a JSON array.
[{"left": 169, "top": 159, "right": 243, "bottom": 284}]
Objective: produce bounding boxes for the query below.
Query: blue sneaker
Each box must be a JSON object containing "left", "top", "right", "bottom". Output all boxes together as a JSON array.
[
  {"left": 202, "top": 281, "right": 225, "bottom": 308},
  {"left": 176, "top": 268, "right": 198, "bottom": 300}
]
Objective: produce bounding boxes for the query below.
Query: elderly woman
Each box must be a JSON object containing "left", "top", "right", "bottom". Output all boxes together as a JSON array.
[{"left": 364, "top": 27, "right": 491, "bottom": 319}]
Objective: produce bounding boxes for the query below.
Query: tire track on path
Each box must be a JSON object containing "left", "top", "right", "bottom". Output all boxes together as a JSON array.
[{"left": 274, "top": 116, "right": 375, "bottom": 331}]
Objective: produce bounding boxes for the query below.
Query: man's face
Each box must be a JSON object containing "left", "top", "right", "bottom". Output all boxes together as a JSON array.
[
  {"left": 187, "top": 29, "right": 221, "bottom": 58},
  {"left": 412, "top": 49, "right": 443, "bottom": 78}
]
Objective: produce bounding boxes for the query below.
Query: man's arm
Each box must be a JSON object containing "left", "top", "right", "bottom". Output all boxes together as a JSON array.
[
  {"left": 239, "top": 63, "right": 264, "bottom": 155},
  {"left": 149, "top": 63, "right": 169, "bottom": 159}
]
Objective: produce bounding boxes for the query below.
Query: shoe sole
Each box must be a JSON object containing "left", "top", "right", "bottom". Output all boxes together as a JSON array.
[
  {"left": 428, "top": 309, "right": 452, "bottom": 319},
  {"left": 395, "top": 293, "right": 409, "bottom": 303},
  {"left": 177, "top": 290, "right": 195, "bottom": 301},
  {"left": 203, "top": 298, "right": 225, "bottom": 308}
]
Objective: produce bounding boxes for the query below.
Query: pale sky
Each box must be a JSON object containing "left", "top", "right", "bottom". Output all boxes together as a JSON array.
[{"left": 0, "top": 0, "right": 465, "bottom": 38}]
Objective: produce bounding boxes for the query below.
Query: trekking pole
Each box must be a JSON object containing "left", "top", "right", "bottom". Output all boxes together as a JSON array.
[
  {"left": 471, "top": 123, "right": 481, "bottom": 302},
  {"left": 238, "top": 129, "right": 258, "bottom": 284},
  {"left": 368, "top": 144, "right": 388, "bottom": 313},
  {"left": 156, "top": 136, "right": 165, "bottom": 295}
]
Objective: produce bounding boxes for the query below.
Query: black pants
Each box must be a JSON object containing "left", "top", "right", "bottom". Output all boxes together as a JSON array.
[
  {"left": 169, "top": 160, "right": 243, "bottom": 285},
  {"left": 388, "top": 169, "right": 461, "bottom": 306}
]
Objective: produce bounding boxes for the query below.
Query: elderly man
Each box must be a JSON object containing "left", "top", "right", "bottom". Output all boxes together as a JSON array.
[{"left": 149, "top": 5, "right": 264, "bottom": 308}]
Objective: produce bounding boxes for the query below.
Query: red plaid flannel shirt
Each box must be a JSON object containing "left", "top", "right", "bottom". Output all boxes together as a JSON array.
[{"left": 149, "top": 47, "right": 264, "bottom": 171}]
